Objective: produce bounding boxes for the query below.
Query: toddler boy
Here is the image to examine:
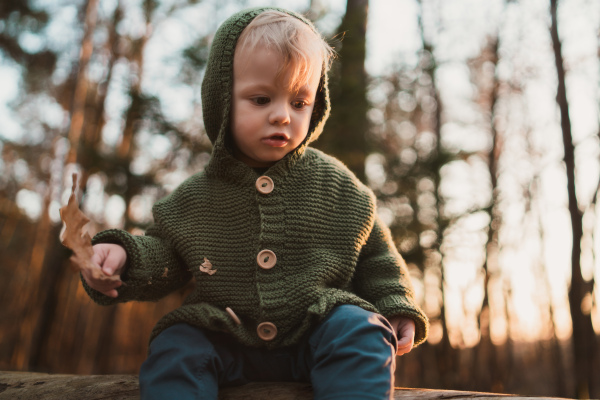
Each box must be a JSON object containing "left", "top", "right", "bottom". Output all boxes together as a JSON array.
[{"left": 83, "top": 7, "right": 429, "bottom": 400}]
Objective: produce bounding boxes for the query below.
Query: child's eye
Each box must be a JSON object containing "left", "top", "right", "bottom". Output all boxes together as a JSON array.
[
  {"left": 292, "top": 101, "right": 307, "bottom": 109},
  {"left": 252, "top": 97, "right": 270, "bottom": 105}
]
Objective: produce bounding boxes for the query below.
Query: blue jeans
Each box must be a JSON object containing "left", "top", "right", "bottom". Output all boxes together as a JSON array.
[{"left": 139, "top": 305, "right": 398, "bottom": 400}]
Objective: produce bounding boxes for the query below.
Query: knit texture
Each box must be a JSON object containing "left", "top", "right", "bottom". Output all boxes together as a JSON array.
[{"left": 83, "top": 7, "right": 429, "bottom": 349}]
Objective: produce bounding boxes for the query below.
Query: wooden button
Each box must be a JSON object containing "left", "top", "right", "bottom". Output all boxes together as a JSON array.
[
  {"left": 257, "top": 322, "right": 277, "bottom": 341},
  {"left": 225, "top": 307, "right": 241, "bottom": 325},
  {"left": 257, "top": 250, "right": 277, "bottom": 269},
  {"left": 255, "top": 176, "right": 274, "bottom": 194}
]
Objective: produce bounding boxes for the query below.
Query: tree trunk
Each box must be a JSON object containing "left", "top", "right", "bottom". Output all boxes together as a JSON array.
[
  {"left": 474, "top": 34, "right": 502, "bottom": 393},
  {"left": 117, "top": 0, "right": 154, "bottom": 162},
  {"left": 415, "top": 0, "right": 456, "bottom": 388},
  {"left": 535, "top": 180, "right": 568, "bottom": 397},
  {"left": 66, "top": 0, "right": 100, "bottom": 164},
  {"left": 7, "top": 196, "right": 53, "bottom": 370},
  {"left": 117, "top": 0, "right": 155, "bottom": 232},
  {"left": 549, "top": 0, "right": 596, "bottom": 398},
  {"left": 314, "top": 0, "right": 369, "bottom": 182},
  {"left": 26, "top": 224, "right": 70, "bottom": 371},
  {"left": 88, "top": 3, "right": 124, "bottom": 151}
]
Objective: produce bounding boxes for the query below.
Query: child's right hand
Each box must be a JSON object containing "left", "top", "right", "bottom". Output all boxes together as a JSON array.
[{"left": 84, "top": 243, "right": 127, "bottom": 298}]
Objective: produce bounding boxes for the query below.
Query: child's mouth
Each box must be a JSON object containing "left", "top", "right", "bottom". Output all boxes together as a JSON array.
[{"left": 262, "top": 134, "right": 290, "bottom": 147}]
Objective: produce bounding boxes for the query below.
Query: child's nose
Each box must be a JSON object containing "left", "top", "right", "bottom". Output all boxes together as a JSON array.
[{"left": 268, "top": 102, "right": 291, "bottom": 125}]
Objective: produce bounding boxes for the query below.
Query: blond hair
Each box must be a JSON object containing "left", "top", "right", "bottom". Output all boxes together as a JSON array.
[{"left": 236, "top": 11, "right": 334, "bottom": 92}]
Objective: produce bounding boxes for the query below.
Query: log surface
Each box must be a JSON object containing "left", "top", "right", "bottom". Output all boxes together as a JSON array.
[{"left": 0, "top": 372, "right": 570, "bottom": 399}]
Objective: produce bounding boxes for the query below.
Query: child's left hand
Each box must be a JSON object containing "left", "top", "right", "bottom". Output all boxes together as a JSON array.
[{"left": 387, "top": 316, "right": 415, "bottom": 356}]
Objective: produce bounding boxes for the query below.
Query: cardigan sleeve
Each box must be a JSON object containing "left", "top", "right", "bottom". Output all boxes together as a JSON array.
[
  {"left": 82, "top": 224, "right": 192, "bottom": 305},
  {"left": 353, "top": 215, "right": 429, "bottom": 346}
]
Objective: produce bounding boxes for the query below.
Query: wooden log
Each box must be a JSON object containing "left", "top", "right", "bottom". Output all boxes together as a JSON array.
[
  {"left": 0, "top": 371, "right": 570, "bottom": 399},
  {"left": 0, "top": 371, "right": 138, "bottom": 400}
]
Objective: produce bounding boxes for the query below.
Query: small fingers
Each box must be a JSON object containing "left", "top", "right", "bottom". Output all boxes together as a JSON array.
[
  {"left": 101, "top": 256, "right": 120, "bottom": 276},
  {"left": 93, "top": 278, "right": 122, "bottom": 293},
  {"left": 102, "top": 264, "right": 117, "bottom": 276},
  {"left": 83, "top": 269, "right": 122, "bottom": 297},
  {"left": 103, "top": 246, "right": 127, "bottom": 276},
  {"left": 396, "top": 344, "right": 412, "bottom": 356},
  {"left": 94, "top": 283, "right": 121, "bottom": 298},
  {"left": 91, "top": 252, "right": 103, "bottom": 267},
  {"left": 395, "top": 334, "right": 414, "bottom": 356},
  {"left": 101, "top": 288, "right": 119, "bottom": 298},
  {"left": 91, "top": 243, "right": 126, "bottom": 276},
  {"left": 397, "top": 334, "right": 412, "bottom": 347}
]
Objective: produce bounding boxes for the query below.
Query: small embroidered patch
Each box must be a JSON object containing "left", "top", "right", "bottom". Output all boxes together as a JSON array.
[
  {"left": 199, "top": 258, "right": 217, "bottom": 275},
  {"left": 161, "top": 268, "right": 168, "bottom": 278}
]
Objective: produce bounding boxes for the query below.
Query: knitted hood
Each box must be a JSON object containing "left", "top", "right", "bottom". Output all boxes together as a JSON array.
[{"left": 201, "top": 7, "right": 330, "bottom": 172}]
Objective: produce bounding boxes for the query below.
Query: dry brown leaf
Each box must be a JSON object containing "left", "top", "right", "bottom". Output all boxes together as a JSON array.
[{"left": 59, "top": 173, "right": 121, "bottom": 283}]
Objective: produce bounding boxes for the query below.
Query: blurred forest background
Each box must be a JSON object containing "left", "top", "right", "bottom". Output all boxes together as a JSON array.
[{"left": 0, "top": 0, "right": 599, "bottom": 398}]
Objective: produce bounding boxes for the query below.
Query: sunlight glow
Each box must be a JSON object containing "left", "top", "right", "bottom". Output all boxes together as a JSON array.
[
  {"left": 16, "top": 189, "right": 42, "bottom": 221},
  {"left": 105, "top": 194, "right": 126, "bottom": 228}
]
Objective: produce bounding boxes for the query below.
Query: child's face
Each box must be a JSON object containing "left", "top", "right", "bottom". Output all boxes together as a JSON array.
[{"left": 231, "top": 44, "right": 322, "bottom": 168}]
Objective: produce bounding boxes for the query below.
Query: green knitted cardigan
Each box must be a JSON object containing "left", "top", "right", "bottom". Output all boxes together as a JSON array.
[{"left": 84, "top": 7, "right": 429, "bottom": 348}]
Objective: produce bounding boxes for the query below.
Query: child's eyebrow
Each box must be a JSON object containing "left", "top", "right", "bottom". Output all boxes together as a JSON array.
[
  {"left": 295, "top": 85, "right": 313, "bottom": 94},
  {"left": 292, "top": 84, "right": 317, "bottom": 98},
  {"left": 237, "top": 82, "right": 315, "bottom": 97},
  {"left": 236, "top": 82, "right": 275, "bottom": 93}
]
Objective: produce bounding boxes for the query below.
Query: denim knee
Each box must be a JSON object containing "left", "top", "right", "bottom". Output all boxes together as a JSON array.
[
  {"left": 311, "top": 304, "right": 397, "bottom": 349},
  {"left": 308, "top": 305, "right": 398, "bottom": 400},
  {"left": 140, "top": 323, "right": 220, "bottom": 400}
]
